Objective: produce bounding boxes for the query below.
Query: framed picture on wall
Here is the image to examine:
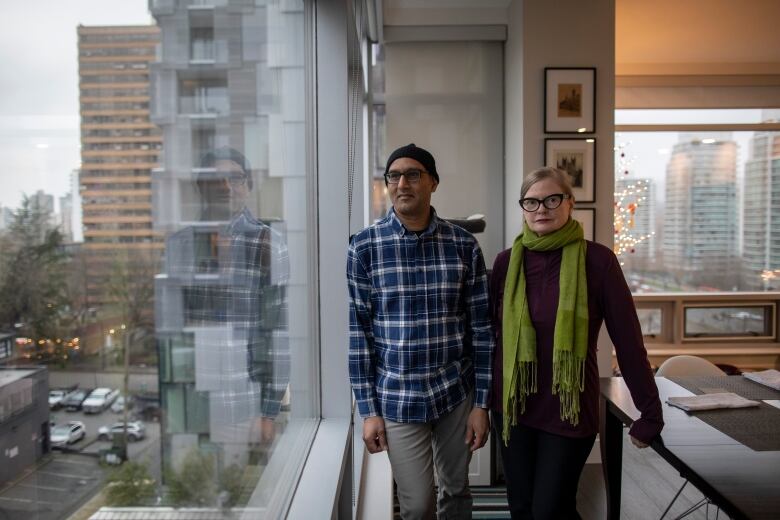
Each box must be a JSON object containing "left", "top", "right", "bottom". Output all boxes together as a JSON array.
[
  {"left": 544, "top": 67, "right": 596, "bottom": 133},
  {"left": 572, "top": 208, "right": 595, "bottom": 241},
  {"left": 545, "top": 138, "right": 596, "bottom": 202}
]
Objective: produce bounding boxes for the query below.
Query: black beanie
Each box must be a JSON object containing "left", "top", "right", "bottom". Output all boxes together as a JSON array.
[{"left": 384, "top": 143, "right": 439, "bottom": 183}]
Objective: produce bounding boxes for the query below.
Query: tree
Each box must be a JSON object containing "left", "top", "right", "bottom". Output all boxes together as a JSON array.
[
  {"left": 0, "top": 197, "right": 66, "bottom": 342},
  {"left": 104, "top": 460, "right": 157, "bottom": 507},
  {"left": 103, "top": 250, "right": 158, "bottom": 458},
  {"left": 165, "top": 449, "right": 217, "bottom": 507},
  {"left": 59, "top": 248, "right": 96, "bottom": 358},
  {"left": 219, "top": 464, "right": 245, "bottom": 508}
]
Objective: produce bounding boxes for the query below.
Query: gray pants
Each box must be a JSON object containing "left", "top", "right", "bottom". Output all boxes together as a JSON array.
[{"left": 384, "top": 394, "right": 474, "bottom": 520}]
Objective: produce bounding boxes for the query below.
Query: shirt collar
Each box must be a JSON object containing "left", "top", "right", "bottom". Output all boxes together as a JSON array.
[
  {"left": 227, "top": 206, "right": 261, "bottom": 232},
  {"left": 388, "top": 207, "right": 439, "bottom": 237}
]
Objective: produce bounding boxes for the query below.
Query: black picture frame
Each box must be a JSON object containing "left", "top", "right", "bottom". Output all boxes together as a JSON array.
[
  {"left": 544, "top": 67, "right": 596, "bottom": 133},
  {"left": 545, "top": 137, "right": 596, "bottom": 203}
]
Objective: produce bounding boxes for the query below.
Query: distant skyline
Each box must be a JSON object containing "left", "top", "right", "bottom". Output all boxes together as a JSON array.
[{"left": 0, "top": 1, "right": 151, "bottom": 240}]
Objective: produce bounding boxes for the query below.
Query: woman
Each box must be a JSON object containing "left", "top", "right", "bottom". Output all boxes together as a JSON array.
[{"left": 490, "top": 167, "right": 663, "bottom": 519}]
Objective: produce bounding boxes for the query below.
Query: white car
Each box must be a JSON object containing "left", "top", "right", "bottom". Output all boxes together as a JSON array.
[
  {"left": 48, "top": 390, "right": 69, "bottom": 410},
  {"left": 51, "top": 421, "right": 86, "bottom": 448},
  {"left": 82, "top": 388, "right": 120, "bottom": 414},
  {"left": 110, "top": 394, "right": 132, "bottom": 414},
  {"left": 98, "top": 421, "right": 146, "bottom": 442}
]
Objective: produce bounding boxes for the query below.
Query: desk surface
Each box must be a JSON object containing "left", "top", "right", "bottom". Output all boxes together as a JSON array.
[{"left": 601, "top": 376, "right": 780, "bottom": 520}]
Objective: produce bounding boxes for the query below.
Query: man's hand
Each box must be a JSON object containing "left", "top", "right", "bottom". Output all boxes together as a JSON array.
[
  {"left": 363, "top": 416, "right": 388, "bottom": 454},
  {"left": 465, "top": 407, "right": 490, "bottom": 452},
  {"left": 629, "top": 435, "right": 649, "bottom": 449},
  {"left": 252, "top": 417, "right": 276, "bottom": 444}
]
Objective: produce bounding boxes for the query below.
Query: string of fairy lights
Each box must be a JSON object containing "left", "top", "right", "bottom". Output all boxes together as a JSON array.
[
  {"left": 760, "top": 269, "right": 780, "bottom": 283},
  {"left": 613, "top": 141, "right": 654, "bottom": 264}
]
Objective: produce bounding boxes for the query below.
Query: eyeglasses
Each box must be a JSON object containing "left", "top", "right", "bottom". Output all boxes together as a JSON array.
[
  {"left": 385, "top": 169, "right": 426, "bottom": 184},
  {"left": 225, "top": 174, "right": 248, "bottom": 187},
  {"left": 518, "top": 193, "right": 571, "bottom": 212}
]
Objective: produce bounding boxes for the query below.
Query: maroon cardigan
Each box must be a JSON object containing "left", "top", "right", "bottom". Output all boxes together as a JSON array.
[{"left": 490, "top": 241, "right": 663, "bottom": 444}]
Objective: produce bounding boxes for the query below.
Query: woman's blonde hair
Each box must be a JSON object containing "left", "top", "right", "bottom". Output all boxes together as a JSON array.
[{"left": 521, "top": 167, "right": 575, "bottom": 199}]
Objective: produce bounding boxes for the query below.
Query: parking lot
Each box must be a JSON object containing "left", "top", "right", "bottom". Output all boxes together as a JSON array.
[
  {"left": 0, "top": 406, "right": 161, "bottom": 520},
  {"left": 50, "top": 406, "right": 161, "bottom": 465},
  {"left": 0, "top": 453, "right": 105, "bottom": 520}
]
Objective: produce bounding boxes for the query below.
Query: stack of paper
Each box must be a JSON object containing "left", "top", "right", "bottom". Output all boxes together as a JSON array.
[
  {"left": 666, "top": 392, "right": 760, "bottom": 412},
  {"left": 743, "top": 369, "right": 780, "bottom": 391}
]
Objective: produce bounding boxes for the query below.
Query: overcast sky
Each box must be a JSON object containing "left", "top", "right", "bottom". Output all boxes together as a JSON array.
[{"left": 0, "top": 0, "right": 151, "bottom": 237}]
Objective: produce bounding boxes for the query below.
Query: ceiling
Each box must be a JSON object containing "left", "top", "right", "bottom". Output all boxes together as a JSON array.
[
  {"left": 381, "top": 0, "right": 780, "bottom": 76},
  {"left": 616, "top": 0, "right": 780, "bottom": 76}
]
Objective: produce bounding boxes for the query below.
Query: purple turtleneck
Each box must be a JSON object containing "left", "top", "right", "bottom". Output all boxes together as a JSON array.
[{"left": 489, "top": 240, "right": 663, "bottom": 444}]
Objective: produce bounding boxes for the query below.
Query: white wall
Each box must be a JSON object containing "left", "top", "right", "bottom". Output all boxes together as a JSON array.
[
  {"left": 504, "top": 0, "right": 615, "bottom": 249},
  {"left": 504, "top": 0, "right": 616, "bottom": 377}
]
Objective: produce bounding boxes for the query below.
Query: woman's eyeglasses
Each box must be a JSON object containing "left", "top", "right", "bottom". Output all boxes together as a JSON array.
[{"left": 518, "top": 193, "right": 571, "bottom": 212}]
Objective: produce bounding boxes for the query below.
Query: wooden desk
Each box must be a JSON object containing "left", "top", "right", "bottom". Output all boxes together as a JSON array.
[{"left": 600, "top": 377, "right": 780, "bottom": 520}]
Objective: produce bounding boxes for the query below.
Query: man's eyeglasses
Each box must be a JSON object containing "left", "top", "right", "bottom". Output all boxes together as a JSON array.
[
  {"left": 518, "top": 193, "right": 571, "bottom": 212},
  {"left": 385, "top": 169, "right": 426, "bottom": 184},
  {"left": 226, "top": 174, "right": 248, "bottom": 187}
]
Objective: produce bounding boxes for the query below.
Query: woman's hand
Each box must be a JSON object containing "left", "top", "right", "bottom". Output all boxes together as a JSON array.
[{"left": 629, "top": 435, "right": 649, "bottom": 449}]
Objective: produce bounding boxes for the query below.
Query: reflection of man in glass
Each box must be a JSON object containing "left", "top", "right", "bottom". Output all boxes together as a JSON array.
[{"left": 187, "top": 146, "right": 289, "bottom": 456}]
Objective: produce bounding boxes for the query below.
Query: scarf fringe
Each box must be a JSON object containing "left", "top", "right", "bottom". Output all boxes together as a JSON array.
[
  {"left": 552, "top": 349, "right": 586, "bottom": 426},
  {"left": 502, "top": 361, "right": 536, "bottom": 445}
]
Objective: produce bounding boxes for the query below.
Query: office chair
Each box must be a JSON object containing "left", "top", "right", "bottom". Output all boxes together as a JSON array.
[{"left": 656, "top": 355, "right": 728, "bottom": 519}]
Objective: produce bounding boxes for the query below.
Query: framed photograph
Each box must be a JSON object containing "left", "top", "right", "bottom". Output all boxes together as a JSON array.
[
  {"left": 544, "top": 68, "right": 596, "bottom": 133},
  {"left": 545, "top": 138, "right": 596, "bottom": 203},
  {"left": 572, "top": 208, "right": 595, "bottom": 241}
]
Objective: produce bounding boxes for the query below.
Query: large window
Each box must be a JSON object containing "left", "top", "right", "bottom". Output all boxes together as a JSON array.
[
  {"left": 0, "top": 1, "right": 316, "bottom": 517},
  {"left": 615, "top": 109, "right": 780, "bottom": 292}
]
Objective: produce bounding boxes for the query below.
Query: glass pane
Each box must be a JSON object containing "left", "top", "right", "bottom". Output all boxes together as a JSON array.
[
  {"left": 163, "top": 385, "right": 186, "bottom": 434},
  {"left": 616, "top": 108, "right": 770, "bottom": 125},
  {"left": 1, "top": 1, "right": 316, "bottom": 516},
  {"left": 684, "top": 306, "right": 774, "bottom": 338},
  {"left": 636, "top": 308, "right": 663, "bottom": 336},
  {"left": 615, "top": 114, "right": 780, "bottom": 292}
]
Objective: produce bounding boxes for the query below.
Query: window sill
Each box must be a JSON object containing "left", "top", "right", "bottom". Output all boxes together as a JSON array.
[{"left": 285, "top": 418, "right": 352, "bottom": 520}]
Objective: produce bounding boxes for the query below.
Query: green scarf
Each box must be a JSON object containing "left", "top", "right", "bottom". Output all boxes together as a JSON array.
[{"left": 502, "top": 218, "right": 589, "bottom": 444}]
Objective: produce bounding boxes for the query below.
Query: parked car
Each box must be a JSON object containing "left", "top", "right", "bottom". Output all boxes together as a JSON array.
[
  {"left": 110, "top": 394, "right": 131, "bottom": 414},
  {"left": 82, "top": 388, "right": 120, "bottom": 414},
  {"left": 98, "top": 421, "right": 146, "bottom": 442},
  {"left": 49, "top": 390, "right": 69, "bottom": 410},
  {"left": 62, "top": 389, "right": 92, "bottom": 412},
  {"left": 133, "top": 393, "right": 161, "bottom": 422},
  {"left": 50, "top": 421, "right": 86, "bottom": 448},
  {"left": 48, "top": 384, "right": 79, "bottom": 410}
]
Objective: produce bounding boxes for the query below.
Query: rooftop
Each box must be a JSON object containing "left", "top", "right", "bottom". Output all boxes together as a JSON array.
[{"left": 0, "top": 366, "right": 44, "bottom": 388}]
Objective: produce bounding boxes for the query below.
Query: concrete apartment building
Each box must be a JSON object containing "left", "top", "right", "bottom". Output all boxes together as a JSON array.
[
  {"left": 149, "top": 0, "right": 306, "bottom": 478},
  {"left": 77, "top": 25, "right": 163, "bottom": 304},
  {"left": 663, "top": 133, "right": 739, "bottom": 288},
  {"left": 743, "top": 112, "right": 780, "bottom": 290}
]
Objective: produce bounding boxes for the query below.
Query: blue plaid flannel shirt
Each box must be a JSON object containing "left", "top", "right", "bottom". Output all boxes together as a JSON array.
[
  {"left": 347, "top": 209, "right": 494, "bottom": 423},
  {"left": 176, "top": 208, "right": 290, "bottom": 420}
]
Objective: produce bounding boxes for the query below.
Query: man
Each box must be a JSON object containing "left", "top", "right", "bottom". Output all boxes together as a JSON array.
[
  {"left": 347, "top": 143, "right": 494, "bottom": 519},
  {"left": 176, "top": 146, "right": 289, "bottom": 460}
]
